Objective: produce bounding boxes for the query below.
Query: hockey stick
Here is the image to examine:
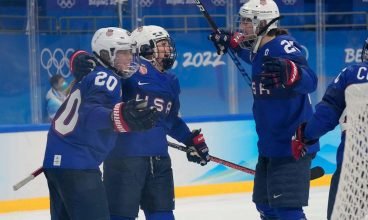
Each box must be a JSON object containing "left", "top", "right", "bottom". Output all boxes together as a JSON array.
[
  {"left": 193, "top": 0, "right": 252, "bottom": 87},
  {"left": 310, "top": 166, "right": 325, "bottom": 180},
  {"left": 116, "top": 0, "right": 128, "bottom": 28},
  {"left": 13, "top": 167, "right": 43, "bottom": 191},
  {"left": 168, "top": 141, "right": 325, "bottom": 180},
  {"left": 168, "top": 141, "right": 255, "bottom": 175}
]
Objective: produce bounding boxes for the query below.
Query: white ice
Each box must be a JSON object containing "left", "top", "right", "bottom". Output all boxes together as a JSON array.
[{"left": 0, "top": 186, "right": 329, "bottom": 220}]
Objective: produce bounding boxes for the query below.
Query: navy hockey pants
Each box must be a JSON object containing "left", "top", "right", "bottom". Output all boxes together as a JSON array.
[
  {"left": 252, "top": 154, "right": 314, "bottom": 219},
  {"left": 103, "top": 156, "right": 175, "bottom": 218},
  {"left": 44, "top": 168, "right": 109, "bottom": 220}
]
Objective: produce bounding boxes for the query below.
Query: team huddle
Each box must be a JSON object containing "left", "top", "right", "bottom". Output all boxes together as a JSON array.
[{"left": 41, "top": 0, "right": 368, "bottom": 220}]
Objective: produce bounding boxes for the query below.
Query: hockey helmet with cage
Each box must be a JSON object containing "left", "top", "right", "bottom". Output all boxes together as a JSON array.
[
  {"left": 362, "top": 38, "right": 368, "bottom": 62},
  {"left": 237, "top": 0, "right": 280, "bottom": 49},
  {"left": 131, "top": 25, "right": 177, "bottom": 71},
  {"left": 91, "top": 27, "right": 139, "bottom": 78}
]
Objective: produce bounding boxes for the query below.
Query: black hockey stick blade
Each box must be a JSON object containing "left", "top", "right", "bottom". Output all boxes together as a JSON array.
[{"left": 310, "top": 166, "right": 325, "bottom": 180}]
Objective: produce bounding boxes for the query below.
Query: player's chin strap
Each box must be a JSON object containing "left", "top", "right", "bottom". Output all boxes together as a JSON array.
[{"left": 252, "top": 16, "right": 284, "bottom": 55}]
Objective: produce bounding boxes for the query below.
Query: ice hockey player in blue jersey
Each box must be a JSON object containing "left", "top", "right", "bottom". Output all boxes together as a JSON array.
[
  {"left": 70, "top": 25, "right": 210, "bottom": 220},
  {"left": 292, "top": 37, "right": 368, "bottom": 220},
  {"left": 42, "top": 27, "right": 158, "bottom": 220},
  {"left": 208, "top": 0, "right": 319, "bottom": 219}
]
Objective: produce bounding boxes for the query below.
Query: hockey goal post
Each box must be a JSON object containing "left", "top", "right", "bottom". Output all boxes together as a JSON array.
[{"left": 331, "top": 83, "right": 368, "bottom": 220}]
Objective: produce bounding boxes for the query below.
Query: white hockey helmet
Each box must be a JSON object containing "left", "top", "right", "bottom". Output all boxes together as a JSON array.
[
  {"left": 236, "top": 0, "right": 280, "bottom": 49},
  {"left": 239, "top": 0, "right": 280, "bottom": 33},
  {"left": 131, "top": 25, "right": 177, "bottom": 71},
  {"left": 362, "top": 38, "right": 368, "bottom": 62},
  {"left": 91, "top": 27, "right": 139, "bottom": 78}
]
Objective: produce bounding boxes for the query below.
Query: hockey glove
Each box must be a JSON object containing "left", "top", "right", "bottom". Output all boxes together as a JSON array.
[
  {"left": 69, "top": 50, "right": 96, "bottom": 81},
  {"left": 112, "top": 100, "right": 159, "bottom": 132},
  {"left": 292, "top": 122, "right": 318, "bottom": 160},
  {"left": 184, "top": 129, "right": 210, "bottom": 166},
  {"left": 208, "top": 31, "right": 244, "bottom": 55},
  {"left": 260, "top": 56, "right": 301, "bottom": 89}
]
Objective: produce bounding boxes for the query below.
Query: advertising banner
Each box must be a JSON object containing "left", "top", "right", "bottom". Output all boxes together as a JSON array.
[{"left": 0, "top": 30, "right": 366, "bottom": 124}]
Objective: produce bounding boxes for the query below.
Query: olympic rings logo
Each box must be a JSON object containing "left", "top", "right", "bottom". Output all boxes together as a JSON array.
[
  {"left": 40, "top": 48, "right": 75, "bottom": 78},
  {"left": 140, "top": 0, "right": 154, "bottom": 7},
  {"left": 282, "top": 0, "right": 297, "bottom": 5},
  {"left": 57, "top": 0, "right": 76, "bottom": 9}
]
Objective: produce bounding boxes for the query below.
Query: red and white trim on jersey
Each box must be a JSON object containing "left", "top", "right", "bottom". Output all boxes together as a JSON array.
[{"left": 112, "top": 103, "right": 131, "bottom": 132}]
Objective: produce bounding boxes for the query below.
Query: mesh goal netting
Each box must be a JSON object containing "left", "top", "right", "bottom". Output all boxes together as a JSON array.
[{"left": 331, "top": 83, "right": 368, "bottom": 220}]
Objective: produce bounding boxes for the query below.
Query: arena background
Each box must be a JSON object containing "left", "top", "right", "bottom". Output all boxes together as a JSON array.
[{"left": 0, "top": 0, "right": 367, "bottom": 214}]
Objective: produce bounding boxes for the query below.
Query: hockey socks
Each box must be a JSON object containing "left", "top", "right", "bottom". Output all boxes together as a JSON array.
[{"left": 144, "top": 210, "right": 175, "bottom": 220}]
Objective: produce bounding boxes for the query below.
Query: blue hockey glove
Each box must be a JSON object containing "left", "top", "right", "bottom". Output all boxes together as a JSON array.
[
  {"left": 292, "top": 122, "right": 318, "bottom": 160},
  {"left": 260, "top": 56, "right": 301, "bottom": 89},
  {"left": 185, "top": 129, "right": 210, "bottom": 166},
  {"left": 112, "top": 100, "right": 159, "bottom": 132},
  {"left": 69, "top": 50, "right": 96, "bottom": 81}
]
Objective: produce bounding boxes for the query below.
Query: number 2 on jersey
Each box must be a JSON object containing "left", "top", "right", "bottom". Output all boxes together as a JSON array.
[
  {"left": 281, "top": 40, "right": 300, "bottom": 54},
  {"left": 95, "top": 71, "right": 118, "bottom": 91}
]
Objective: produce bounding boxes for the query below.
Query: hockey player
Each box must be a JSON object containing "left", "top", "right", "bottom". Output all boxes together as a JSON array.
[
  {"left": 292, "top": 37, "right": 368, "bottom": 220},
  {"left": 70, "top": 25, "right": 210, "bottom": 220},
  {"left": 42, "top": 27, "right": 158, "bottom": 220},
  {"left": 208, "top": 0, "right": 319, "bottom": 219}
]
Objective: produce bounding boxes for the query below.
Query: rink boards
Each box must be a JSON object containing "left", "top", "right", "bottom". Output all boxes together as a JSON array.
[{"left": 0, "top": 119, "right": 339, "bottom": 213}]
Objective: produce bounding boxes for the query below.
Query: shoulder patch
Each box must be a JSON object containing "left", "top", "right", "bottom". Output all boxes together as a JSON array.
[{"left": 139, "top": 65, "right": 148, "bottom": 75}]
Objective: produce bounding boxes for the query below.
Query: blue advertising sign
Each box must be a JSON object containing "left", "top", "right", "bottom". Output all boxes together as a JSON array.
[{"left": 0, "top": 29, "right": 366, "bottom": 124}]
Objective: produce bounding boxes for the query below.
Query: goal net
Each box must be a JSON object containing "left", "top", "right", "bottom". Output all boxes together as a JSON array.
[{"left": 331, "top": 83, "right": 368, "bottom": 220}]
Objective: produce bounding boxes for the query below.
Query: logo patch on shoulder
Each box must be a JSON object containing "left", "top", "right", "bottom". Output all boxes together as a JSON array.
[{"left": 139, "top": 65, "right": 148, "bottom": 75}]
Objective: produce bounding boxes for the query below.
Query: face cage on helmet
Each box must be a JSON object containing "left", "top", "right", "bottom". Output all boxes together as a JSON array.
[
  {"left": 362, "top": 39, "right": 368, "bottom": 63},
  {"left": 151, "top": 37, "right": 177, "bottom": 71},
  {"left": 113, "top": 50, "right": 140, "bottom": 79},
  {"left": 95, "top": 48, "right": 139, "bottom": 78},
  {"left": 117, "top": 61, "right": 140, "bottom": 79},
  {"left": 234, "top": 16, "right": 262, "bottom": 50}
]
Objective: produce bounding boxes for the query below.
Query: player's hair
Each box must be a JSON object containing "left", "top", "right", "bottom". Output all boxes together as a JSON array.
[{"left": 267, "top": 28, "right": 288, "bottom": 37}]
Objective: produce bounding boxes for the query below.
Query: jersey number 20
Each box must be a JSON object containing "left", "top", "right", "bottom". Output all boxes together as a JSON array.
[{"left": 54, "top": 72, "right": 117, "bottom": 135}]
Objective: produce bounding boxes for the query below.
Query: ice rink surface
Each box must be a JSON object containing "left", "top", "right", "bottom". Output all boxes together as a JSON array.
[{"left": 0, "top": 186, "right": 329, "bottom": 220}]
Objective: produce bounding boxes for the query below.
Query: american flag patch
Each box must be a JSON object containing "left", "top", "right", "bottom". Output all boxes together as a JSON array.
[
  {"left": 106, "top": 29, "right": 114, "bottom": 36},
  {"left": 139, "top": 65, "right": 147, "bottom": 75}
]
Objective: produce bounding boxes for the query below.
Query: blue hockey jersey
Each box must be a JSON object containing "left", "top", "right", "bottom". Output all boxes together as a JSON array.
[
  {"left": 108, "top": 59, "right": 191, "bottom": 157},
  {"left": 43, "top": 66, "right": 121, "bottom": 169},
  {"left": 304, "top": 62, "right": 368, "bottom": 164},
  {"left": 249, "top": 34, "right": 319, "bottom": 157}
]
